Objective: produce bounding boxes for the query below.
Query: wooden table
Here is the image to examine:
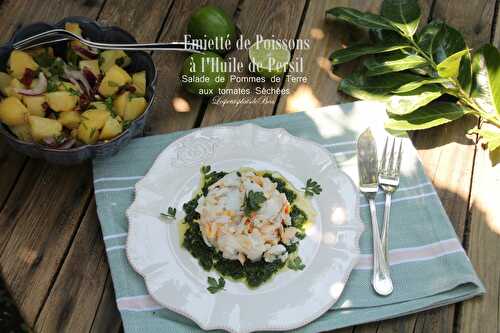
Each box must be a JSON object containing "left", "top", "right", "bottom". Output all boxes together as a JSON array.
[{"left": 0, "top": 0, "right": 498, "bottom": 332}]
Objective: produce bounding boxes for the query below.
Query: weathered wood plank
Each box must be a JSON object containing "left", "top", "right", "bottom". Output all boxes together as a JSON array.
[
  {"left": 34, "top": 200, "right": 109, "bottom": 333},
  {"left": 458, "top": 145, "right": 500, "bottom": 333},
  {"left": 90, "top": 273, "right": 122, "bottom": 333},
  {"left": 409, "top": 1, "right": 497, "bottom": 332},
  {"left": 0, "top": 140, "right": 25, "bottom": 209},
  {"left": 0, "top": 162, "right": 93, "bottom": 325},
  {"left": 432, "top": 0, "right": 496, "bottom": 49},
  {"left": 146, "top": 0, "right": 240, "bottom": 134},
  {"left": 200, "top": 0, "right": 308, "bottom": 126},
  {"left": 98, "top": 0, "right": 175, "bottom": 42},
  {"left": 458, "top": 10, "right": 500, "bottom": 333},
  {"left": 275, "top": 0, "right": 433, "bottom": 115}
]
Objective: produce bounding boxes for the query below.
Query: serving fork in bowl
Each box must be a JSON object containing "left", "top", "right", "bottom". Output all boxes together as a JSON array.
[
  {"left": 378, "top": 137, "right": 403, "bottom": 262},
  {"left": 12, "top": 28, "right": 204, "bottom": 53}
]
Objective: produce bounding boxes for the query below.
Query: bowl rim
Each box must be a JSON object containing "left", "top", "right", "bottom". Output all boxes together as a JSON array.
[{"left": 0, "top": 16, "right": 158, "bottom": 153}]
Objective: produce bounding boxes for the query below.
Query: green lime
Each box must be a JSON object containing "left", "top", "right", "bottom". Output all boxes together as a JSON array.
[
  {"left": 249, "top": 40, "right": 291, "bottom": 78},
  {"left": 180, "top": 51, "right": 228, "bottom": 96},
  {"left": 187, "top": 5, "right": 237, "bottom": 54}
]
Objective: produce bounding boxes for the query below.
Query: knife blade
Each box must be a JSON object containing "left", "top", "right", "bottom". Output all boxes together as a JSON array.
[{"left": 357, "top": 128, "right": 378, "bottom": 193}]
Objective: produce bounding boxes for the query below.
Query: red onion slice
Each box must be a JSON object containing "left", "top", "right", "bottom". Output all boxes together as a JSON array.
[
  {"left": 72, "top": 45, "right": 98, "bottom": 60},
  {"left": 64, "top": 67, "right": 92, "bottom": 96},
  {"left": 15, "top": 72, "right": 47, "bottom": 96}
]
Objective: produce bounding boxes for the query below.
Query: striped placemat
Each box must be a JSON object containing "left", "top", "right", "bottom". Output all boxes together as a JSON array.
[{"left": 93, "top": 101, "right": 484, "bottom": 333}]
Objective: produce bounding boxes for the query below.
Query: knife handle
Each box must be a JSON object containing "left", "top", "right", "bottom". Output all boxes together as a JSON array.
[{"left": 368, "top": 198, "right": 393, "bottom": 296}]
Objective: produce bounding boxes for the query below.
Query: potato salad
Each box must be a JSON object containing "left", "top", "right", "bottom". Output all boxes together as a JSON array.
[
  {"left": 180, "top": 166, "right": 318, "bottom": 288},
  {"left": 0, "top": 23, "right": 147, "bottom": 148}
]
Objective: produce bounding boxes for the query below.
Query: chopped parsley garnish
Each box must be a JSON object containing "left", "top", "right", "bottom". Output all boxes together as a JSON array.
[
  {"left": 34, "top": 49, "right": 54, "bottom": 67},
  {"left": 160, "top": 207, "right": 176, "bottom": 219},
  {"left": 207, "top": 276, "right": 225, "bottom": 294},
  {"left": 287, "top": 256, "right": 305, "bottom": 271},
  {"left": 201, "top": 165, "right": 211, "bottom": 174},
  {"left": 290, "top": 205, "right": 307, "bottom": 230},
  {"left": 242, "top": 191, "right": 266, "bottom": 217},
  {"left": 65, "top": 86, "right": 81, "bottom": 96},
  {"left": 47, "top": 77, "right": 60, "bottom": 92},
  {"left": 302, "top": 178, "right": 322, "bottom": 197},
  {"left": 263, "top": 173, "right": 296, "bottom": 203},
  {"left": 122, "top": 120, "right": 132, "bottom": 130}
]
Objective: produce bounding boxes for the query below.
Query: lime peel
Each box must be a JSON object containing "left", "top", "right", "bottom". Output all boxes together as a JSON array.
[{"left": 249, "top": 39, "right": 291, "bottom": 78}]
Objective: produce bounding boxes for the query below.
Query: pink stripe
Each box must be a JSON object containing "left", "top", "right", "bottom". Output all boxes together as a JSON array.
[
  {"left": 355, "top": 238, "right": 464, "bottom": 270},
  {"left": 117, "top": 295, "right": 163, "bottom": 311}
]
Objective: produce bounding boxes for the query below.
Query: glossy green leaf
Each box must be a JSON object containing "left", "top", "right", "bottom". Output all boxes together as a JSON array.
[
  {"left": 385, "top": 102, "right": 472, "bottom": 130},
  {"left": 338, "top": 71, "right": 424, "bottom": 100},
  {"left": 436, "top": 49, "right": 469, "bottom": 78},
  {"left": 418, "top": 21, "right": 466, "bottom": 64},
  {"left": 364, "top": 52, "right": 427, "bottom": 76},
  {"left": 470, "top": 127, "right": 500, "bottom": 151},
  {"left": 329, "top": 43, "right": 410, "bottom": 65},
  {"left": 391, "top": 77, "right": 449, "bottom": 93},
  {"left": 381, "top": 0, "right": 421, "bottom": 37},
  {"left": 326, "top": 7, "right": 395, "bottom": 30},
  {"left": 369, "top": 29, "right": 407, "bottom": 44},
  {"left": 386, "top": 85, "right": 443, "bottom": 115},
  {"left": 458, "top": 52, "right": 472, "bottom": 95},
  {"left": 471, "top": 44, "right": 500, "bottom": 116}
]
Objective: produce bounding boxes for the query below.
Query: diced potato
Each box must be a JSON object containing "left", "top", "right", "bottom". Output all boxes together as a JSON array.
[
  {"left": 65, "top": 22, "right": 82, "bottom": 35},
  {"left": 132, "top": 71, "right": 146, "bottom": 96},
  {"left": 29, "top": 116, "right": 62, "bottom": 142},
  {"left": 58, "top": 110, "right": 81, "bottom": 129},
  {"left": 99, "top": 50, "right": 131, "bottom": 72},
  {"left": 8, "top": 50, "right": 39, "bottom": 79},
  {"left": 5, "top": 79, "right": 25, "bottom": 99},
  {"left": 98, "top": 65, "right": 132, "bottom": 96},
  {"left": 99, "top": 117, "right": 122, "bottom": 140},
  {"left": 23, "top": 95, "right": 47, "bottom": 117},
  {"left": 77, "top": 121, "right": 99, "bottom": 144},
  {"left": 88, "top": 101, "right": 108, "bottom": 112},
  {"left": 79, "top": 60, "right": 100, "bottom": 77},
  {"left": 9, "top": 124, "right": 32, "bottom": 142},
  {"left": 46, "top": 91, "right": 79, "bottom": 112},
  {"left": 113, "top": 92, "right": 129, "bottom": 117},
  {"left": 81, "top": 108, "right": 109, "bottom": 129},
  {"left": 123, "top": 97, "right": 147, "bottom": 121},
  {"left": 0, "top": 96, "right": 29, "bottom": 126},
  {"left": 0, "top": 72, "right": 13, "bottom": 96}
]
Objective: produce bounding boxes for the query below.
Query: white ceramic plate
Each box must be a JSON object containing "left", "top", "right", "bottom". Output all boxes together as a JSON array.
[{"left": 126, "top": 124, "right": 364, "bottom": 333}]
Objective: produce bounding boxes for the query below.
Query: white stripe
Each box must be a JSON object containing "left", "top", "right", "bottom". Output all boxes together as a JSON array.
[
  {"left": 355, "top": 238, "right": 464, "bottom": 270},
  {"left": 360, "top": 191, "right": 437, "bottom": 208},
  {"left": 94, "top": 176, "right": 142, "bottom": 183},
  {"left": 106, "top": 245, "right": 126, "bottom": 253},
  {"left": 117, "top": 295, "right": 163, "bottom": 312},
  {"left": 322, "top": 140, "right": 357, "bottom": 148},
  {"left": 95, "top": 186, "right": 134, "bottom": 194},
  {"left": 103, "top": 232, "right": 128, "bottom": 241},
  {"left": 397, "top": 182, "right": 432, "bottom": 192},
  {"left": 332, "top": 149, "right": 357, "bottom": 156}
]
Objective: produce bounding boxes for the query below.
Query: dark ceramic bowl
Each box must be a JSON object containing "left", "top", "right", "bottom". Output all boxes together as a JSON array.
[{"left": 0, "top": 17, "right": 157, "bottom": 165}]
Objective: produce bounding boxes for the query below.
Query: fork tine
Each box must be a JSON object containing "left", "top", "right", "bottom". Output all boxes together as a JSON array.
[
  {"left": 380, "top": 137, "right": 388, "bottom": 173},
  {"left": 395, "top": 139, "right": 403, "bottom": 174},
  {"left": 388, "top": 137, "right": 396, "bottom": 175}
]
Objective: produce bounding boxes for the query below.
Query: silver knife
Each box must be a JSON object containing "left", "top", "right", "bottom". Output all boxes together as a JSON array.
[{"left": 357, "top": 128, "right": 393, "bottom": 296}]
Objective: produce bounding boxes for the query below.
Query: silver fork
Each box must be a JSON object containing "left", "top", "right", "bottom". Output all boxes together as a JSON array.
[
  {"left": 378, "top": 137, "right": 403, "bottom": 261},
  {"left": 12, "top": 29, "right": 203, "bottom": 53}
]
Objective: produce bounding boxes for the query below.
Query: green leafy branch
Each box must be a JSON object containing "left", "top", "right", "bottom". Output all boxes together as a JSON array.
[
  {"left": 326, "top": 0, "right": 500, "bottom": 157},
  {"left": 302, "top": 178, "right": 322, "bottom": 197}
]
